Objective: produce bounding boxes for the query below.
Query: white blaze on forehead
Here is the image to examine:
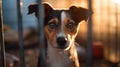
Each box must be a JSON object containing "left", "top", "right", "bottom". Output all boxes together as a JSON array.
[
  {"left": 61, "top": 11, "right": 67, "bottom": 22},
  {"left": 57, "top": 11, "right": 67, "bottom": 37}
]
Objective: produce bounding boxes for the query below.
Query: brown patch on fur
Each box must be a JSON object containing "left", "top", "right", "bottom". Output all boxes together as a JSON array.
[
  {"left": 63, "top": 18, "right": 79, "bottom": 37},
  {"left": 44, "top": 18, "right": 59, "bottom": 47}
]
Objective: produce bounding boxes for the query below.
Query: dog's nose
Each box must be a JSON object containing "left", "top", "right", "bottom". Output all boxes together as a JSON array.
[{"left": 57, "top": 37, "right": 67, "bottom": 46}]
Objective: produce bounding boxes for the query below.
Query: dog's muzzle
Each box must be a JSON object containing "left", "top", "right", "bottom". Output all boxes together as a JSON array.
[{"left": 56, "top": 37, "right": 67, "bottom": 49}]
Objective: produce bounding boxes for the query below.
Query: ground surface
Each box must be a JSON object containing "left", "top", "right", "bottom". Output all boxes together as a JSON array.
[{"left": 6, "top": 46, "right": 119, "bottom": 67}]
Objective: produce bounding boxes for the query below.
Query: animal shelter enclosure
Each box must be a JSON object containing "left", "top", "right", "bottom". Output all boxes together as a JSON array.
[{"left": 0, "top": 0, "right": 120, "bottom": 67}]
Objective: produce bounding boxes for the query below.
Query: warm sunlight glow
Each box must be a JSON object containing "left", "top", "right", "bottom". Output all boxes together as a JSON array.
[
  {"left": 65, "top": 34, "right": 74, "bottom": 51},
  {"left": 20, "top": 2, "right": 23, "bottom": 6},
  {"left": 109, "top": 53, "right": 119, "bottom": 63},
  {"left": 43, "top": 0, "right": 88, "bottom": 9},
  {"left": 112, "top": 0, "right": 120, "bottom": 4}
]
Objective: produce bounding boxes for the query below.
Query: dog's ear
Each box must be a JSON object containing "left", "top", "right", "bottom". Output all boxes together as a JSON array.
[
  {"left": 28, "top": 3, "right": 53, "bottom": 17},
  {"left": 43, "top": 3, "right": 53, "bottom": 17},
  {"left": 69, "top": 6, "right": 92, "bottom": 23},
  {"left": 28, "top": 4, "right": 38, "bottom": 15}
]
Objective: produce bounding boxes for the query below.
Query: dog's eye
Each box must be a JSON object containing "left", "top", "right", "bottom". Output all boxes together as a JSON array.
[
  {"left": 48, "top": 23, "right": 57, "bottom": 29},
  {"left": 66, "top": 22, "right": 74, "bottom": 29}
]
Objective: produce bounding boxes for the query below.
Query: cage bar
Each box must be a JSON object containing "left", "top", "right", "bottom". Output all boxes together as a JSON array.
[
  {"left": 16, "top": 0, "right": 25, "bottom": 67},
  {"left": 86, "top": 0, "right": 93, "bottom": 67},
  {"left": 37, "top": 0, "right": 46, "bottom": 67},
  {"left": 0, "top": 0, "right": 6, "bottom": 67}
]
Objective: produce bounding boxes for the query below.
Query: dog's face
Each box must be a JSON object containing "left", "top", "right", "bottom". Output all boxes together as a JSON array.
[{"left": 28, "top": 3, "right": 90, "bottom": 50}]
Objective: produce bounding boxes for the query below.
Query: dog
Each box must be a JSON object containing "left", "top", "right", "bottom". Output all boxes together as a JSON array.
[{"left": 28, "top": 3, "right": 90, "bottom": 67}]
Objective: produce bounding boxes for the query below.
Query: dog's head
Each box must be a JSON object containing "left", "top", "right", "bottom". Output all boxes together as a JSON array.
[{"left": 28, "top": 3, "right": 91, "bottom": 50}]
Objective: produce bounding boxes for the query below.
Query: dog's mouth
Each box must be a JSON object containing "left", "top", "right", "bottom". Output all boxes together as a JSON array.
[{"left": 56, "top": 45, "right": 68, "bottom": 49}]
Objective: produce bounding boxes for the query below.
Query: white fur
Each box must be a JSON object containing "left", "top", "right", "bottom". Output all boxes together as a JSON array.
[
  {"left": 57, "top": 11, "right": 67, "bottom": 38},
  {"left": 46, "top": 42, "right": 75, "bottom": 67}
]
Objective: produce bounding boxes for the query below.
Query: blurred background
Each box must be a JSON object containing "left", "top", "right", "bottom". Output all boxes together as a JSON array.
[{"left": 1, "top": 0, "right": 120, "bottom": 67}]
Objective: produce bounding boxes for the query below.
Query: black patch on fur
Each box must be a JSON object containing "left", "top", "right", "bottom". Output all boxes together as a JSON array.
[
  {"left": 44, "top": 10, "right": 62, "bottom": 26},
  {"left": 68, "top": 6, "right": 89, "bottom": 23}
]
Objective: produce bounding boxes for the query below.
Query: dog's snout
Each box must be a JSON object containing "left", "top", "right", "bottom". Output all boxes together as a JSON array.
[{"left": 57, "top": 37, "right": 66, "bottom": 46}]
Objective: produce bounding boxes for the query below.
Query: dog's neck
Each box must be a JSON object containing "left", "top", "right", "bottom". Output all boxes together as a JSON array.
[{"left": 46, "top": 42, "right": 79, "bottom": 67}]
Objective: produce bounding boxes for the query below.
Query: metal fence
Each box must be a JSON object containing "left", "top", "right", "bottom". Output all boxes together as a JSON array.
[
  {"left": 0, "top": 0, "right": 120, "bottom": 67},
  {"left": 0, "top": 0, "right": 45, "bottom": 67}
]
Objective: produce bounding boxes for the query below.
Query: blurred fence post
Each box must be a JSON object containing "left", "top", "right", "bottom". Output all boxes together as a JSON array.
[
  {"left": 37, "top": 0, "right": 46, "bottom": 67},
  {"left": 16, "top": 0, "right": 25, "bottom": 67},
  {"left": 87, "top": 0, "right": 93, "bottom": 67},
  {"left": 0, "top": 0, "right": 6, "bottom": 67}
]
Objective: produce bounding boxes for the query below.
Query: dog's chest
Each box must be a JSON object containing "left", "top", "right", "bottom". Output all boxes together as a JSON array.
[{"left": 46, "top": 45, "right": 75, "bottom": 67}]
